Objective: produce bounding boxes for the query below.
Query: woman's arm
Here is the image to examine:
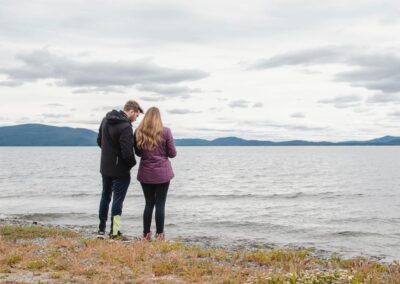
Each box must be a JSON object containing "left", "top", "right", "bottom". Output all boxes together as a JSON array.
[
  {"left": 133, "top": 131, "right": 142, "bottom": 157},
  {"left": 166, "top": 128, "right": 177, "bottom": 158}
]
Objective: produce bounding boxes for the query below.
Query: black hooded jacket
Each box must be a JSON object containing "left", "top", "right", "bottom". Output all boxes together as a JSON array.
[{"left": 97, "top": 110, "right": 136, "bottom": 177}]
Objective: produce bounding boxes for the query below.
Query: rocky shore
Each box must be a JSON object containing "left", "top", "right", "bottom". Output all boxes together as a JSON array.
[{"left": 0, "top": 219, "right": 399, "bottom": 283}]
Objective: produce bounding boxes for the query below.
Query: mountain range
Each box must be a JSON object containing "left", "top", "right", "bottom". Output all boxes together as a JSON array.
[{"left": 0, "top": 124, "right": 399, "bottom": 146}]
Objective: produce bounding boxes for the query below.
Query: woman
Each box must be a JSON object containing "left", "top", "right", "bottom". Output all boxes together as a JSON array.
[{"left": 134, "top": 107, "right": 177, "bottom": 241}]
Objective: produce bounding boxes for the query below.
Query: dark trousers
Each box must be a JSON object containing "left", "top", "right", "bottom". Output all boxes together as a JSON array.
[
  {"left": 99, "top": 175, "right": 130, "bottom": 234},
  {"left": 141, "top": 181, "right": 170, "bottom": 234}
]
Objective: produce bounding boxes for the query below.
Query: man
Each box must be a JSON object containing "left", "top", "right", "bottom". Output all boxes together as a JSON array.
[{"left": 96, "top": 100, "right": 143, "bottom": 239}]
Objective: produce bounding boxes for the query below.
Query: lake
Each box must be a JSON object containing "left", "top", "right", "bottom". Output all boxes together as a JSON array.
[{"left": 0, "top": 146, "right": 399, "bottom": 261}]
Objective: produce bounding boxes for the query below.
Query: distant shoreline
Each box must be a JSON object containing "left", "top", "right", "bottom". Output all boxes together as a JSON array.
[
  {"left": 1, "top": 144, "right": 400, "bottom": 147},
  {"left": 1, "top": 124, "right": 400, "bottom": 146}
]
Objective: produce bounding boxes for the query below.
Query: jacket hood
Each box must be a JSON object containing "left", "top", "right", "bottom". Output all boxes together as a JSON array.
[{"left": 106, "top": 110, "right": 131, "bottom": 125}]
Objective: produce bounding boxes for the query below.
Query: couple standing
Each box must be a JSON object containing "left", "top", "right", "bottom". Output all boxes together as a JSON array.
[{"left": 96, "top": 100, "right": 176, "bottom": 241}]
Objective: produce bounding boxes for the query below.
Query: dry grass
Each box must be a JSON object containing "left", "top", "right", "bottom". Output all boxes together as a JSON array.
[
  {"left": 0, "top": 225, "right": 399, "bottom": 283},
  {"left": 0, "top": 225, "right": 78, "bottom": 241}
]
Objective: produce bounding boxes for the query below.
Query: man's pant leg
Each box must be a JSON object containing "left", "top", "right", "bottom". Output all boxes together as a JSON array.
[
  {"left": 110, "top": 176, "right": 131, "bottom": 236},
  {"left": 99, "top": 175, "right": 113, "bottom": 232}
]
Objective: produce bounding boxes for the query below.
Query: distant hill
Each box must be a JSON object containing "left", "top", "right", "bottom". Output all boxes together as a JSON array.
[
  {"left": 174, "top": 136, "right": 400, "bottom": 146},
  {"left": 336, "top": 135, "right": 400, "bottom": 146},
  {"left": 0, "top": 124, "right": 399, "bottom": 146},
  {"left": 0, "top": 124, "right": 97, "bottom": 146}
]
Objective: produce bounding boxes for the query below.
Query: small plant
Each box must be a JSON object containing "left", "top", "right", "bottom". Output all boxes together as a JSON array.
[
  {"left": 26, "top": 259, "right": 48, "bottom": 270},
  {"left": 159, "top": 240, "right": 184, "bottom": 253},
  {"left": 4, "top": 255, "right": 22, "bottom": 266},
  {"left": 0, "top": 266, "right": 11, "bottom": 273},
  {"left": 83, "top": 267, "right": 98, "bottom": 279},
  {"left": 152, "top": 259, "right": 181, "bottom": 276}
]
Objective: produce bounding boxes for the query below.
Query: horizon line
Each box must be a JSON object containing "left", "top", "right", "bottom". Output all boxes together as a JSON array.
[{"left": 1, "top": 123, "right": 399, "bottom": 144}]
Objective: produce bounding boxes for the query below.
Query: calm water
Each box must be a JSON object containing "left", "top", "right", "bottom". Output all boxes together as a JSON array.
[{"left": 0, "top": 147, "right": 399, "bottom": 261}]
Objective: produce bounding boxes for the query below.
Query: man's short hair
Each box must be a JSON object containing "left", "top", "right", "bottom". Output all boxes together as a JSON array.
[{"left": 124, "top": 100, "right": 144, "bottom": 113}]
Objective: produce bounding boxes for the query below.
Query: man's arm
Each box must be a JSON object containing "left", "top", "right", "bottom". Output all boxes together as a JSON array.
[
  {"left": 119, "top": 126, "right": 136, "bottom": 168},
  {"left": 97, "top": 119, "right": 104, "bottom": 148}
]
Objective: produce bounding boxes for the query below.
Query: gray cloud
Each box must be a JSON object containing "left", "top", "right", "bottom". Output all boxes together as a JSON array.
[
  {"left": 280, "top": 124, "right": 326, "bottom": 132},
  {"left": 192, "top": 127, "right": 237, "bottom": 133},
  {"left": 318, "top": 94, "right": 363, "bottom": 108},
  {"left": 0, "top": 80, "right": 23, "bottom": 87},
  {"left": 45, "top": 103, "right": 64, "bottom": 107},
  {"left": 253, "top": 102, "right": 263, "bottom": 108},
  {"left": 353, "top": 107, "right": 372, "bottom": 113},
  {"left": 15, "top": 117, "right": 31, "bottom": 123},
  {"left": 291, "top": 112, "right": 305, "bottom": 118},
  {"left": 286, "top": 125, "right": 327, "bottom": 132},
  {"left": 366, "top": 93, "right": 400, "bottom": 104},
  {"left": 238, "top": 120, "right": 328, "bottom": 132},
  {"left": 388, "top": 111, "right": 400, "bottom": 117},
  {"left": 1, "top": 1, "right": 398, "bottom": 141},
  {"left": 167, "top": 108, "right": 201, "bottom": 115},
  {"left": 72, "top": 87, "right": 126, "bottom": 94},
  {"left": 0, "top": 1, "right": 251, "bottom": 44},
  {"left": 252, "top": 46, "right": 347, "bottom": 69},
  {"left": 140, "top": 96, "right": 164, "bottom": 102},
  {"left": 205, "top": 117, "right": 329, "bottom": 133},
  {"left": 0, "top": 49, "right": 209, "bottom": 93},
  {"left": 299, "top": 69, "right": 322, "bottom": 75},
  {"left": 92, "top": 106, "right": 121, "bottom": 112},
  {"left": 251, "top": 46, "right": 400, "bottom": 94},
  {"left": 229, "top": 100, "right": 250, "bottom": 108},
  {"left": 137, "top": 84, "right": 201, "bottom": 98},
  {"left": 1, "top": 0, "right": 392, "bottom": 47},
  {"left": 66, "top": 119, "right": 101, "bottom": 125},
  {"left": 209, "top": 107, "right": 224, "bottom": 112},
  {"left": 42, "top": 113, "right": 71, "bottom": 118}
]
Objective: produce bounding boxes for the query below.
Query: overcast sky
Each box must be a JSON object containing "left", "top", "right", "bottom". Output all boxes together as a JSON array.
[{"left": 1, "top": 0, "right": 399, "bottom": 141}]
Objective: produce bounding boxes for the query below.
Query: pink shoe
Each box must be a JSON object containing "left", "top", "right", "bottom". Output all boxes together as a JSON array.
[
  {"left": 143, "top": 231, "right": 152, "bottom": 241},
  {"left": 155, "top": 232, "right": 165, "bottom": 241}
]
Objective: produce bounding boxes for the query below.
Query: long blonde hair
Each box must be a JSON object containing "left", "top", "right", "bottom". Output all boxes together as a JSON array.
[{"left": 135, "top": 107, "right": 163, "bottom": 150}]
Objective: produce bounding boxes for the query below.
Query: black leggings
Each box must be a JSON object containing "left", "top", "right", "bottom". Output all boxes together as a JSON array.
[{"left": 141, "top": 181, "right": 170, "bottom": 234}]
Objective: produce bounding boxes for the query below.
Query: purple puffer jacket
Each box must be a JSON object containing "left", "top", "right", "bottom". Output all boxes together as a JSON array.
[{"left": 133, "top": 127, "right": 177, "bottom": 184}]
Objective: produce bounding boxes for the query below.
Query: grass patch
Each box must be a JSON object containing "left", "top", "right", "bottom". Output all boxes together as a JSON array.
[
  {"left": 0, "top": 224, "right": 399, "bottom": 283},
  {"left": 0, "top": 266, "right": 12, "bottom": 273},
  {"left": 152, "top": 259, "right": 181, "bottom": 276},
  {"left": 83, "top": 267, "right": 98, "bottom": 279},
  {"left": 26, "top": 259, "right": 48, "bottom": 270},
  {"left": 243, "top": 248, "right": 311, "bottom": 266},
  {"left": 0, "top": 225, "right": 77, "bottom": 240},
  {"left": 4, "top": 255, "right": 22, "bottom": 266}
]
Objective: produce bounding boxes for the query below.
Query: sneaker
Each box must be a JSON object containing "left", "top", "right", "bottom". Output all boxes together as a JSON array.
[
  {"left": 110, "top": 231, "right": 129, "bottom": 241},
  {"left": 142, "top": 231, "right": 152, "bottom": 241},
  {"left": 155, "top": 232, "right": 165, "bottom": 241},
  {"left": 96, "top": 230, "right": 106, "bottom": 240}
]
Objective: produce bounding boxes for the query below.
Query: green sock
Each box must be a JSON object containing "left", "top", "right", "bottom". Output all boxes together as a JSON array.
[{"left": 112, "top": 215, "right": 121, "bottom": 236}]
